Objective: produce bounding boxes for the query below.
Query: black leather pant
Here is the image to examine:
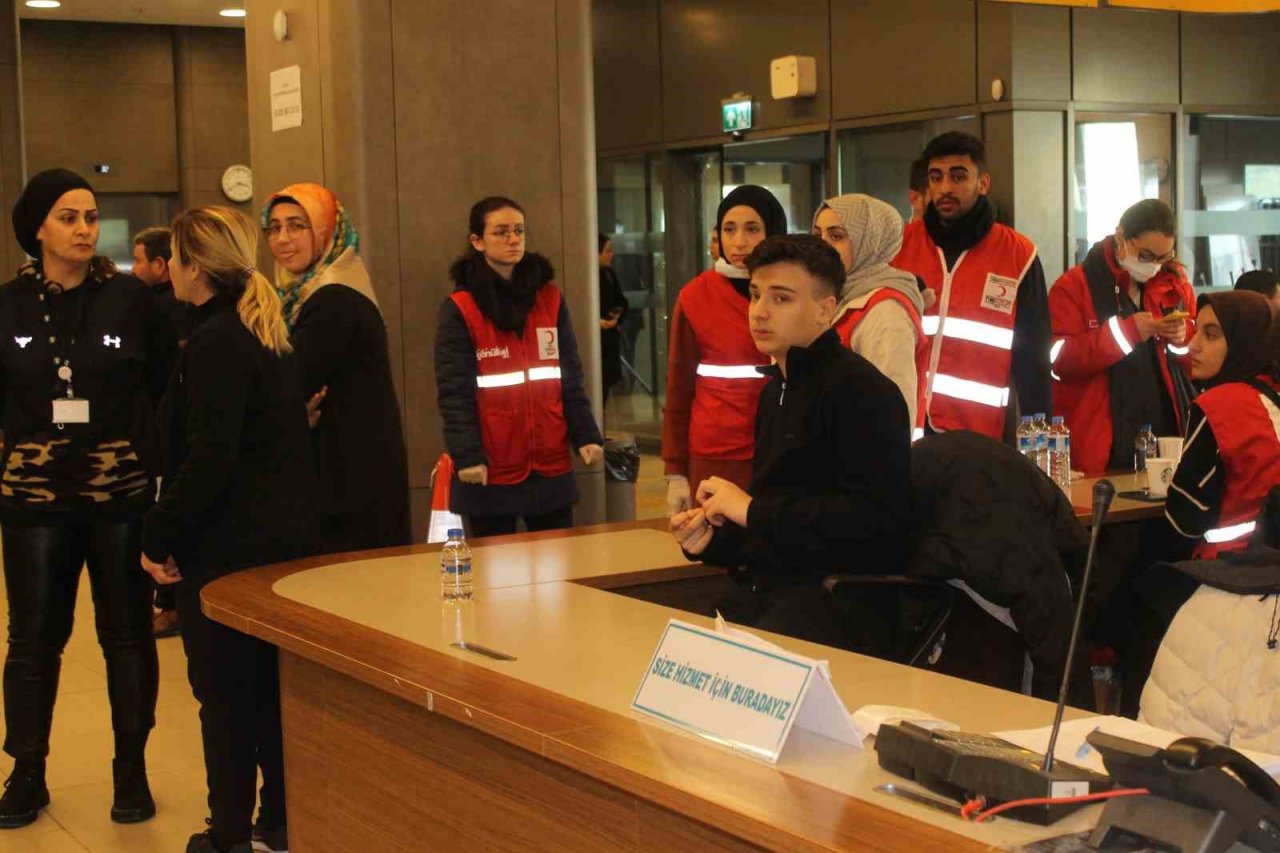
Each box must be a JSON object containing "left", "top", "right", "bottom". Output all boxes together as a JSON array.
[{"left": 2, "top": 517, "right": 159, "bottom": 762}]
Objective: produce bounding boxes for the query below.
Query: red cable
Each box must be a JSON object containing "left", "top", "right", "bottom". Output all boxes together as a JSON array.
[
  {"left": 969, "top": 787, "right": 1150, "bottom": 823},
  {"left": 960, "top": 796, "right": 985, "bottom": 820}
]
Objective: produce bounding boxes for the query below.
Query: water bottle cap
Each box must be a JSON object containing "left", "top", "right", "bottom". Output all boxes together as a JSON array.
[
  {"left": 1021, "top": 416, "right": 1033, "bottom": 423},
  {"left": 447, "top": 528, "right": 464, "bottom": 539},
  {"left": 1035, "top": 413, "right": 1046, "bottom": 419},
  {"left": 1052, "top": 416, "right": 1064, "bottom": 424},
  {"left": 1140, "top": 424, "right": 1152, "bottom": 430}
]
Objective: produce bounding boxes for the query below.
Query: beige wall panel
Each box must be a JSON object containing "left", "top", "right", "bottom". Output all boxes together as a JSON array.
[
  {"left": 1072, "top": 8, "right": 1179, "bottom": 104},
  {"left": 592, "top": 0, "right": 662, "bottom": 151},
  {"left": 662, "top": 0, "right": 829, "bottom": 141},
  {"left": 831, "top": 0, "right": 976, "bottom": 120}
]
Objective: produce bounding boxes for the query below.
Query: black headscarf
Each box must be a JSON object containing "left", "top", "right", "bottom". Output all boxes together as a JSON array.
[
  {"left": 11, "top": 169, "right": 94, "bottom": 260},
  {"left": 716, "top": 185, "right": 788, "bottom": 261},
  {"left": 1197, "top": 290, "right": 1279, "bottom": 386}
]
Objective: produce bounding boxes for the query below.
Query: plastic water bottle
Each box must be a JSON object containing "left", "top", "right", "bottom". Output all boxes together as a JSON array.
[
  {"left": 1050, "top": 416, "right": 1072, "bottom": 493},
  {"left": 1033, "top": 413, "right": 1051, "bottom": 475},
  {"left": 440, "top": 528, "right": 473, "bottom": 601},
  {"left": 1017, "top": 416, "right": 1036, "bottom": 463},
  {"left": 1133, "top": 423, "right": 1155, "bottom": 473}
]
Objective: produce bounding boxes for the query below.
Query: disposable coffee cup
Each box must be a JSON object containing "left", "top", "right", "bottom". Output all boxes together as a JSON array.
[
  {"left": 1157, "top": 437, "right": 1183, "bottom": 460},
  {"left": 1146, "top": 457, "right": 1176, "bottom": 499}
]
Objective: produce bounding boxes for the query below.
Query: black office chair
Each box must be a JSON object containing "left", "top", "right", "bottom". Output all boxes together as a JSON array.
[{"left": 822, "top": 431, "right": 1091, "bottom": 703}]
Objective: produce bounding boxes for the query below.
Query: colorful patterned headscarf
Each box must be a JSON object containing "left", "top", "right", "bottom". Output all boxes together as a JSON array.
[{"left": 261, "top": 183, "right": 360, "bottom": 326}]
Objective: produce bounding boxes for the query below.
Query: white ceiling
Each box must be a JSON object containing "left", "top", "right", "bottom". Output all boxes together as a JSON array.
[{"left": 17, "top": 0, "right": 245, "bottom": 28}]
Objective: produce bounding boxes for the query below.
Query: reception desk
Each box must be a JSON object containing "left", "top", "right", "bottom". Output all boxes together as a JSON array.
[{"left": 202, "top": 517, "right": 1120, "bottom": 852}]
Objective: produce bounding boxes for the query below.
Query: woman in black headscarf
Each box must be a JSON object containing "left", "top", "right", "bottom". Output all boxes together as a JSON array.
[
  {"left": 434, "top": 197, "right": 603, "bottom": 538},
  {"left": 660, "top": 186, "right": 788, "bottom": 516},
  {"left": 1165, "top": 290, "right": 1280, "bottom": 559}
]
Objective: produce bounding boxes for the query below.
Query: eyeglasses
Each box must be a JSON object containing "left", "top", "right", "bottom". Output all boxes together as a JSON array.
[
  {"left": 1128, "top": 240, "right": 1177, "bottom": 264},
  {"left": 488, "top": 227, "right": 525, "bottom": 240},
  {"left": 264, "top": 221, "right": 311, "bottom": 240}
]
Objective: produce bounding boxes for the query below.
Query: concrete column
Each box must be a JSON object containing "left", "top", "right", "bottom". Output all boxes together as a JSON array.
[
  {"left": 0, "top": 0, "right": 25, "bottom": 274},
  {"left": 245, "top": 0, "right": 604, "bottom": 538}
]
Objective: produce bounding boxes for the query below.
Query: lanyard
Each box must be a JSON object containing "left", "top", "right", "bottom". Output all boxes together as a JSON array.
[{"left": 41, "top": 282, "right": 89, "bottom": 399}]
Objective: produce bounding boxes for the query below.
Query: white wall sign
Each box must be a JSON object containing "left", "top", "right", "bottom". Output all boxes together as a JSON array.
[
  {"left": 632, "top": 618, "right": 859, "bottom": 764},
  {"left": 270, "top": 65, "right": 303, "bottom": 132}
]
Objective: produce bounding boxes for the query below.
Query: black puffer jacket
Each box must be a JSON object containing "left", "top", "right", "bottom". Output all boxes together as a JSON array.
[{"left": 908, "top": 430, "right": 1089, "bottom": 700}]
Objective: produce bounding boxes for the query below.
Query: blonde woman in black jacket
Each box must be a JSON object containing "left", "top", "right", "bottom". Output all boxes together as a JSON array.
[{"left": 141, "top": 207, "right": 315, "bottom": 853}]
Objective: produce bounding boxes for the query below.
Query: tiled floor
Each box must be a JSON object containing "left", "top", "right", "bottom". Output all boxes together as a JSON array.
[
  {"left": 0, "top": 458, "right": 668, "bottom": 851},
  {"left": 0, "top": 572, "right": 210, "bottom": 852}
]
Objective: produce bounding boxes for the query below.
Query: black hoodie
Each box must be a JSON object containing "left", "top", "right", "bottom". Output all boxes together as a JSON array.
[{"left": 434, "top": 251, "right": 602, "bottom": 518}]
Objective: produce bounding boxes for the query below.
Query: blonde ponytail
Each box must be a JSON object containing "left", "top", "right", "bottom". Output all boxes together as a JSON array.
[{"left": 171, "top": 206, "right": 292, "bottom": 355}]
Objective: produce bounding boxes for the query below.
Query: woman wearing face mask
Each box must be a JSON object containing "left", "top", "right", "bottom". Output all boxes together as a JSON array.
[
  {"left": 661, "top": 186, "right": 787, "bottom": 516},
  {"left": 435, "top": 197, "right": 603, "bottom": 538},
  {"left": 0, "top": 169, "right": 176, "bottom": 829},
  {"left": 262, "top": 184, "right": 410, "bottom": 554},
  {"left": 1048, "top": 199, "right": 1196, "bottom": 476},
  {"left": 812, "top": 194, "right": 926, "bottom": 432},
  {"left": 1164, "top": 291, "right": 1280, "bottom": 559}
]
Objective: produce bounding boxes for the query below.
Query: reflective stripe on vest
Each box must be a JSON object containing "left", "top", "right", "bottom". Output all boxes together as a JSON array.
[
  {"left": 696, "top": 363, "right": 763, "bottom": 380},
  {"left": 930, "top": 373, "right": 1010, "bottom": 408},
  {"left": 476, "top": 366, "right": 562, "bottom": 388},
  {"left": 929, "top": 316, "right": 1014, "bottom": 350},
  {"left": 1204, "top": 520, "right": 1256, "bottom": 544},
  {"left": 1168, "top": 343, "right": 1190, "bottom": 357},
  {"left": 1049, "top": 339, "right": 1066, "bottom": 365}
]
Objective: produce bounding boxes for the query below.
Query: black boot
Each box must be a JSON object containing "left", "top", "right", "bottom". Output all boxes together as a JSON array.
[
  {"left": 0, "top": 760, "right": 49, "bottom": 829},
  {"left": 186, "top": 824, "right": 254, "bottom": 853},
  {"left": 110, "top": 757, "right": 155, "bottom": 823}
]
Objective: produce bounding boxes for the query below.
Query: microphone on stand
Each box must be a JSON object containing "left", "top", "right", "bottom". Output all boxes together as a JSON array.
[{"left": 1044, "top": 478, "right": 1115, "bottom": 772}]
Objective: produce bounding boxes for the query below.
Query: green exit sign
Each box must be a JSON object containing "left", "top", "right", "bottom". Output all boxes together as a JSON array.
[{"left": 722, "top": 97, "right": 753, "bottom": 133}]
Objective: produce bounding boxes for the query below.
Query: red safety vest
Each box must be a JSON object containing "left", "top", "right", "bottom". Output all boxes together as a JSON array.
[
  {"left": 450, "top": 286, "right": 573, "bottom": 485},
  {"left": 1193, "top": 378, "right": 1280, "bottom": 559},
  {"left": 679, "top": 269, "right": 770, "bottom": 460},
  {"left": 833, "top": 287, "right": 928, "bottom": 435},
  {"left": 894, "top": 219, "right": 1037, "bottom": 439}
]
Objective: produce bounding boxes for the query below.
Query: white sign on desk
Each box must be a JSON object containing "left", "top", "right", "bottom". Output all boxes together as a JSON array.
[
  {"left": 270, "top": 65, "right": 302, "bottom": 131},
  {"left": 631, "top": 618, "right": 859, "bottom": 763}
]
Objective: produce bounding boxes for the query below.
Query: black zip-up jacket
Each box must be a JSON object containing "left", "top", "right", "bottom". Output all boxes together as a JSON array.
[
  {"left": 0, "top": 260, "right": 176, "bottom": 517},
  {"left": 696, "top": 330, "right": 912, "bottom": 587},
  {"left": 142, "top": 294, "right": 316, "bottom": 579}
]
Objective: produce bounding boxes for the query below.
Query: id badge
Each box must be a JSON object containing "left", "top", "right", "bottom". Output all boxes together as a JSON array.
[{"left": 52, "top": 397, "right": 90, "bottom": 424}]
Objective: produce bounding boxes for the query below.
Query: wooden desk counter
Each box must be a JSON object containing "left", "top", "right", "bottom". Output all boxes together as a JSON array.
[
  {"left": 1072, "top": 472, "right": 1164, "bottom": 525},
  {"left": 204, "top": 521, "right": 1101, "bottom": 852}
]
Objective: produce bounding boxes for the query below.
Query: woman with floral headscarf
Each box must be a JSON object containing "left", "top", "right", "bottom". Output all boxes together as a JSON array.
[{"left": 262, "top": 184, "right": 410, "bottom": 554}]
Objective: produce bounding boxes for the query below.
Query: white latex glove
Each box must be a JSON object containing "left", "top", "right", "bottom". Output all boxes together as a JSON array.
[
  {"left": 666, "top": 474, "right": 691, "bottom": 517},
  {"left": 578, "top": 444, "right": 604, "bottom": 466},
  {"left": 458, "top": 464, "right": 488, "bottom": 486}
]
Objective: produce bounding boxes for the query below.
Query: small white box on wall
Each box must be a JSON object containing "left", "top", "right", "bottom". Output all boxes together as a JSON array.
[{"left": 770, "top": 55, "right": 817, "bottom": 99}]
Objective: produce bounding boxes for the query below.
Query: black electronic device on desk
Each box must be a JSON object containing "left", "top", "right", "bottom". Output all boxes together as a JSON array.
[
  {"left": 876, "top": 724, "right": 1111, "bottom": 824},
  {"left": 1087, "top": 731, "right": 1280, "bottom": 853},
  {"left": 875, "top": 480, "right": 1119, "bottom": 825}
]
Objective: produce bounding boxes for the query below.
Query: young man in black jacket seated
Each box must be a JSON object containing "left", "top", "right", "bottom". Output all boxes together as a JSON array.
[{"left": 672, "top": 235, "right": 912, "bottom": 651}]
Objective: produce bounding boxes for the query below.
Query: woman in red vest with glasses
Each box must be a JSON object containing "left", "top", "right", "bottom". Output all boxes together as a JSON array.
[
  {"left": 661, "top": 186, "right": 787, "bottom": 516},
  {"left": 435, "top": 197, "right": 603, "bottom": 538}
]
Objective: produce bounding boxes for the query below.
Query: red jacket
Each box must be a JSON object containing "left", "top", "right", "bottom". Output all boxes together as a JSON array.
[
  {"left": 1049, "top": 238, "right": 1196, "bottom": 476},
  {"left": 450, "top": 286, "right": 572, "bottom": 485},
  {"left": 661, "top": 269, "right": 770, "bottom": 475},
  {"left": 1193, "top": 379, "right": 1280, "bottom": 559}
]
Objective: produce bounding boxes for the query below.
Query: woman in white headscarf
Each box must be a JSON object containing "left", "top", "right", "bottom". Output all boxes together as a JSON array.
[{"left": 813, "top": 194, "right": 927, "bottom": 431}]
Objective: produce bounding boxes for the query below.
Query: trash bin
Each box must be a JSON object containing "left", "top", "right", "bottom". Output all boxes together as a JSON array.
[{"left": 604, "top": 433, "right": 640, "bottom": 522}]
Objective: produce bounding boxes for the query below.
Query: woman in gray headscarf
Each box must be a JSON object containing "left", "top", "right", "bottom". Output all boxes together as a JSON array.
[{"left": 813, "top": 194, "right": 927, "bottom": 430}]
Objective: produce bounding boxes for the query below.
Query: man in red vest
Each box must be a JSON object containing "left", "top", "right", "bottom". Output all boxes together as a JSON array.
[{"left": 893, "top": 132, "right": 1051, "bottom": 441}]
